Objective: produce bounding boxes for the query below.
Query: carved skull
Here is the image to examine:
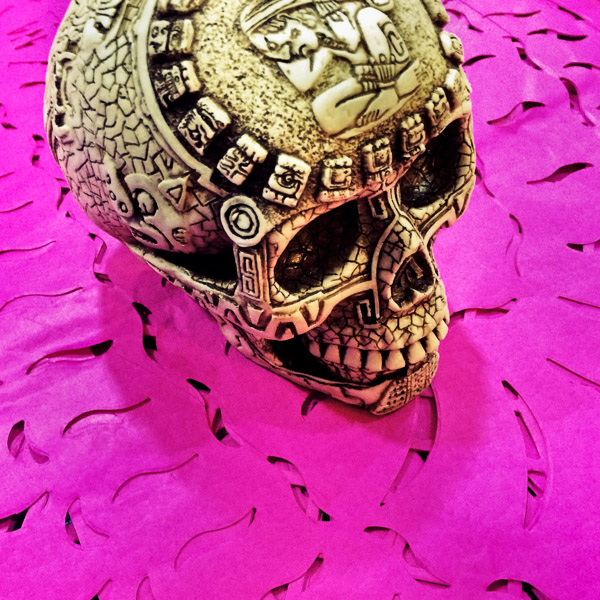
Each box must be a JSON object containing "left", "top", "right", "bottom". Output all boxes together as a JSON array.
[{"left": 45, "top": 0, "right": 475, "bottom": 414}]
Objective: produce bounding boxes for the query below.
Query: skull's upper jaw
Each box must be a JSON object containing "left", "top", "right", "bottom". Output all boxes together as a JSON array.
[{"left": 242, "top": 333, "right": 441, "bottom": 415}]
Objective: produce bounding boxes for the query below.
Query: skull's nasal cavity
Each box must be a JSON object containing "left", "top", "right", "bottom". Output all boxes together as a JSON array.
[
  {"left": 391, "top": 251, "right": 435, "bottom": 309},
  {"left": 274, "top": 201, "right": 364, "bottom": 296}
]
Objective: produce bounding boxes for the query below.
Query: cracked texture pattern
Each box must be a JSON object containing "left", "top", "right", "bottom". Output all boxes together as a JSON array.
[{"left": 1, "top": 0, "right": 600, "bottom": 598}]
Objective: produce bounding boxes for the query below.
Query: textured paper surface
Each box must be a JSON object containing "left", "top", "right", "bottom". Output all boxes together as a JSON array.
[{"left": 1, "top": 1, "right": 600, "bottom": 598}]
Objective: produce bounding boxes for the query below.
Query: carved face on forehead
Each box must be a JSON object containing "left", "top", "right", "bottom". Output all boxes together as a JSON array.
[
  {"left": 45, "top": 0, "right": 474, "bottom": 414},
  {"left": 247, "top": 8, "right": 324, "bottom": 62}
]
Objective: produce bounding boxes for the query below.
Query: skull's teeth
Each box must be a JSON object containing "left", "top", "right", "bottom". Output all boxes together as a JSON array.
[
  {"left": 305, "top": 330, "right": 444, "bottom": 373},
  {"left": 407, "top": 340, "right": 427, "bottom": 365},
  {"left": 365, "top": 350, "right": 383, "bottom": 371},
  {"left": 324, "top": 343, "right": 341, "bottom": 363},
  {"left": 385, "top": 349, "right": 406, "bottom": 370},
  {"left": 343, "top": 347, "right": 362, "bottom": 369},
  {"left": 424, "top": 331, "right": 440, "bottom": 353},
  {"left": 308, "top": 340, "right": 321, "bottom": 358},
  {"left": 435, "top": 320, "right": 449, "bottom": 340}
]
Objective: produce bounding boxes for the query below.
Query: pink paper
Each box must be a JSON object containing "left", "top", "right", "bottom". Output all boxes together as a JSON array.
[{"left": 1, "top": 0, "right": 600, "bottom": 598}]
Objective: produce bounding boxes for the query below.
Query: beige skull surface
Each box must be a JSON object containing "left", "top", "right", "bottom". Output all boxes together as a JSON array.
[{"left": 45, "top": 0, "right": 475, "bottom": 414}]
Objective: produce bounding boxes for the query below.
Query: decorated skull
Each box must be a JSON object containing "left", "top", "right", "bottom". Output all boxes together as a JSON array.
[{"left": 45, "top": 0, "right": 475, "bottom": 414}]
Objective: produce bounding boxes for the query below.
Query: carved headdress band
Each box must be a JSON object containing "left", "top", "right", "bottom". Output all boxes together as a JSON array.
[
  {"left": 240, "top": 0, "right": 339, "bottom": 34},
  {"left": 240, "top": 0, "right": 398, "bottom": 34}
]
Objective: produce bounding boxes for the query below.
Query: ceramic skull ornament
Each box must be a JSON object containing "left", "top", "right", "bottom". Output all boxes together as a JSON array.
[{"left": 45, "top": 0, "right": 475, "bottom": 414}]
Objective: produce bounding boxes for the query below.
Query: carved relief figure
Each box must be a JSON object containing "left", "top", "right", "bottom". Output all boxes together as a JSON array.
[{"left": 241, "top": 0, "right": 420, "bottom": 138}]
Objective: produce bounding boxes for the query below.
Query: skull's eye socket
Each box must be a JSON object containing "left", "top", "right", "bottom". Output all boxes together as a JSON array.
[
  {"left": 154, "top": 245, "right": 238, "bottom": 290},
  {"left": 400, "top": 119, "right": 466, "bottom": 208},
  {"left": 274, "top": 201, "right": 362, "bottom": 296}
]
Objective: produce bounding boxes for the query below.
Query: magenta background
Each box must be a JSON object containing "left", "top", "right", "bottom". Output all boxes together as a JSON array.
[{"left": 1, "top": 1, "right": 600, "bottom": 598}]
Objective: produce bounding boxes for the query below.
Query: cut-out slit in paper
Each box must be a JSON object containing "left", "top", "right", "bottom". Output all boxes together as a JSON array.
[
  {"left": 0, "top": 200, "right": 33, "bottom": 213},
  {"left": 381, "top": 389, "right": 437, "bottom": 504},
  {"left": 57, "top": 186, "right": 70, "bottom": 210},
  {"left": 557, "top": 5, "right": 584, "bottom": 21},
  {"left": 506, "top": 214, "right": 523, "bottom": 277},
  {"left": 7, "top": 420, "right": 25, "bottom": 457},
  {"left": 65, "top": 498, "right": 109, "bottom": 548},
  {"left": 174, "top": 507, "right": 256, "bottom": 570},
  {"left": 463, "top": 54, "right": 496, "bottom": 66},
  {"left": 487, "top": 102, "right": 545, "bottom": 126},
  {"left": 445, "top": 8, "right": 484, "bottom": 32},
  {"left": 62, "top": 397, "right": 151, "bottom": 436},
  {"left": 484, "top": 11, "right": 541, "bottom": 18},
  {"left": 546, "top": 358, "right": 600, "bottom": 392},
  {"left": 451, "top": 299, "right": 517, "bottom": 323},
  {"left": 261, "top": 554, "right": 324, "bottom": 599},
  {"left": 527, "top": 29, "right": 587, "bottom": 41},
  {"left": 206, "top": 403, "right": 240, "bottom": 448},
  {"left": 564, "top": 62, "right": 600, "bottom": 70},
  {"left": 64, "top": 511, "right": 81, "bottom": 545},
  {"left": 136, "top": 576, "right": 158, "bottom": 600},
  {"left": 7, "top": 420, "right": 49, "bottom": 463},
  {"left": 0, "top": 287, "right": 82, "bottom": 314},
  {"left": 559, "top": 78, "right": 595, "bottom": 125},
  {"left": 503, "top": 381, "right": 549, "bottom": 530},
  {"left": 0, "top": 492, "right": 48, "bottom": 533},
  {"left": 111, "top": 454, "right": 199, "bottom": 502},
  {"left": 475, "top": 155, "right": 495, "bottom": 197},
  {"left": 187, "top": 379, "right": 239, "bottom": 445},
  {"left": 301, "top": 391, "right": 329, "bottom": 416},
  {"left": 526, "top": 162, "right": 593, "bottom": 184},
  {"left": 0, "top": 506, "right": 29, "bottom": 533},
  {"left": 0, "top": 240, "right": 55, "bottom": 256},
  {"left": 26, "top": 340, "right": 114, "bottom": 374},
  {"left": 566, "top": 239, "right": 600, "bottom": 253},
  {"left": 187, "top": 378, "right": 211, "bottom": 393},
  {"left": 364, "top": 527, "right": 450, "bottom": 588},
  {"left": 30, "top": 134, "right": 45, "bottom": 165},
  {"left": 132, "top": 302, "right": 157, "bottom": 360},
  {"left": 558, "top": 295, "right": 600, "bottom": 311},
  {"left": 267, "top": 456, "right": 332, "bottom": 522},
  {"left": 90, "top": 580, "right": 112, "bottom": 600},
  {"left": 486, "top": 578, "right": 554, "bottom": 599},
  {"left": 89, "top": 233, "right": 111, "bottom": 284},
  {"left": 505, "top": 37, "right": 542, "bottom": 70}
]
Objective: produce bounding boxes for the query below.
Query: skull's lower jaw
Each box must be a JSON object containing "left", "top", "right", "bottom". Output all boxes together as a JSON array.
[{"left": 236, "top": 328, "right": 442, "bottom": 416}]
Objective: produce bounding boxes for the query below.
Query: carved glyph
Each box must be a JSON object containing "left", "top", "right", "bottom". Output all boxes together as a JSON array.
[
  {"left": 178, "top": 97, "right": 231, "bottom": 155},
  {"left": 318, "top": 156, "right": 355, "bottom": 202},
  {"left": 45, "top": 0, "right": 475, "bottom": 414},
  {"left": 263, "top": 154, "right": 311, "bottom": 207},
  {"left": 217, "top": 135, "right": 268, "bottom": 185}
]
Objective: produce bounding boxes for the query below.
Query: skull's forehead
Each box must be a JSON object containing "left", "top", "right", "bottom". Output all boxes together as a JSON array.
[{"left": 177, "top": 0, "right": 448, "bottom": 167}]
